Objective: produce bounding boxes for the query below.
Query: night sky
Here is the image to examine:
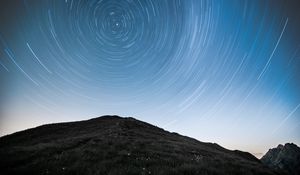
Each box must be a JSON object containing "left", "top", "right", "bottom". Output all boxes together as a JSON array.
[{"left": 0, "top": 0, "right": 300, "bottom": 157}]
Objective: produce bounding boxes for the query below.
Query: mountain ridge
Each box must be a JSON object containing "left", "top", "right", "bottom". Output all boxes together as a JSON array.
[{"left": 0, "top": 115, "right": 279, "bottom": 175}]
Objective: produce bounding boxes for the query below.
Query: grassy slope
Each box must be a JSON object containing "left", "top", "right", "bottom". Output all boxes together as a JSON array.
[{"left": 0, "top": 115, "right": 278, "bottom": 175}]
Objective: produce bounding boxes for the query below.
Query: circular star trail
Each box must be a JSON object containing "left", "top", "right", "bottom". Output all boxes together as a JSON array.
[{"left": 0, "top": 0, "right": 300, "bottom": 155}]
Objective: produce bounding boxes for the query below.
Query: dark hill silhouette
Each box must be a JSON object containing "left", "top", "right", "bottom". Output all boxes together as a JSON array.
[
  {"left": 0, "top": 115, "right": 278, "bottom": 175},
  {"left": 261, "top": 143, "right": 300, "bottom": 175}
]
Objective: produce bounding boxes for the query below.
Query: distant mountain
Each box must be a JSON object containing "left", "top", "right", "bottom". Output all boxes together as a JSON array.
[
  {"left": 0, "top": 115, "right": 278, "bottom": 175},
  {"left": 261, "top": 143, "right": 300, "bottom": 175}
]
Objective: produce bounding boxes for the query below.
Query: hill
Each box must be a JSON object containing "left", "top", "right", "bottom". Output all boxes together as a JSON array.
[{"left": 0, "top": 115, "right": 278, "bottom": 175}]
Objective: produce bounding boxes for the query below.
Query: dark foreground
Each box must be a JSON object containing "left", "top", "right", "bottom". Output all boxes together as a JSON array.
[{"left": 0, "top": 115, "right": 279, "bottom": 175}]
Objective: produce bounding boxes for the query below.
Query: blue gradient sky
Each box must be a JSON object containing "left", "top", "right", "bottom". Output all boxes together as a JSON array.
[{"left": 0, "top": 0, "right": 300, "bottom": 156}]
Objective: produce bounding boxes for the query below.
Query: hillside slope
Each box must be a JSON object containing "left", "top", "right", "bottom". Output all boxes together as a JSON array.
[{"left": 0, "top": 115, "right": 278, "bottom": 175}]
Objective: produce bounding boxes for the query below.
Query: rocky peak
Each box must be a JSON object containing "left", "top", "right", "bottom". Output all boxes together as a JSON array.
[{"left": 261, "top": 143, "right": 300, "bottom": 175}]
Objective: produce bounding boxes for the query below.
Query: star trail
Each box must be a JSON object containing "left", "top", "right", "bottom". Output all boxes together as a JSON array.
[{"left": 0, "top": 0, "right": 300, "bottom": 156}]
